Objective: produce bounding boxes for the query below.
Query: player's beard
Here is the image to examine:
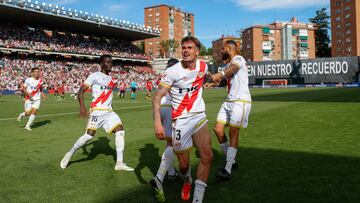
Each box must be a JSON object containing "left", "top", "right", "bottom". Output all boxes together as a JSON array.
[{"left": 222, "top": 52, "right": 230, "bottom": 61}]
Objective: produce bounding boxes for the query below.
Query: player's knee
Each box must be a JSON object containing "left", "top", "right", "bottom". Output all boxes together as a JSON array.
[
  {"left": 86, "top": 129, "right": 96, "bottom": 136},
  {"left": 200, "top": 150, "right": 213, "bottom": 166},
  {"left": 177, "top": 157, "right": 189, "bottom": 171},
  {"left": 213, "top": 126, "right": 223, "bottom": 136}
]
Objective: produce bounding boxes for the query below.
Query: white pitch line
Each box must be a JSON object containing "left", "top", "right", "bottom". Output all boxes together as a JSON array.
[{"left": 0, "top": 105, "right": 151, "bottom": 121}]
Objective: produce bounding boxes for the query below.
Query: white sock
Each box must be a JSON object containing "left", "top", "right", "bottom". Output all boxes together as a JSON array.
[
  {"left": 19, "top": 112, "right": 26, "bottom": 118},
  {"left": 69, "top": 134, "right": 93, "bottom": 155},
  {"left": 192, "top": 180, "right": 207, "bottom": 203},
  {"left": 156, "top": 146, "right": 175, "bottom": 182},
  {"left": 168, "top": 160, "right": 176, "bottom": 176},
  {"left": 180, "top": 167, "right": 192, "bottom": 183},
  {"left": 115, "top": 131, "right": 125, "bottom": 163},
  {"left": 225, "top": 147, "right": 237, "bottom": 174},
  {"left": 220, "top": 142, "right": 229, "bottom": 154},
  {"left": 26, "top": 114, "right": 36, "bottom": 127}
]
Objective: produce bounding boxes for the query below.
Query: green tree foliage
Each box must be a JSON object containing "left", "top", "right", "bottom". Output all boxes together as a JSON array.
[
  {"left": 309, "top": 8, "right": 331, "bottom": 57},
  {"left": 160, "top": 39, "right": 179, "bottom": 57},
  {"left": 199, "top": 44, "right": 207, "bottom": 56},
  {"left": 207, "top": 47, "right": 213, "bottom": 55}
]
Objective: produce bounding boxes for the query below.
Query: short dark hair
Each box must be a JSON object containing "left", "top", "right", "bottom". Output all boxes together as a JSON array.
[
  {"left": 225, "top": 40, "right": 238, "bottom": 48},
  {"left": 99, "top": 54, "right": 112, "bottom": 63},
  {"left": 181, "top": 36, "right": 201, "bottom": 49},
  {"left": 166, "top": 58, "right": 179, "bottom": 69},
  {"left": 31, "top": 67, "right": 39, "bottom": 72}
]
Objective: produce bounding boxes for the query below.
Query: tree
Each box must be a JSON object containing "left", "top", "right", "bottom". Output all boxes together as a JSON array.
[
  {"left": 309, "top": 8, "right": 331, "bottom": 57},
  {"left": 160, "top": 39, "right": 179, "bottom": 58},
  {"left": 207, "top": 47, "right": 212, "bottom": 55},
  {"left": 199, "top": 45, "right": 213, "bottom": 56},
  {"left": 199, "top": 44, "right": 208, "bottom": 56}
]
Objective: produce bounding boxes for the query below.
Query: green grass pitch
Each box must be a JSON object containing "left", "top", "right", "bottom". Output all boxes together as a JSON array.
[{"left": 0, "top": 87, "right": 359, "bottom": 202}]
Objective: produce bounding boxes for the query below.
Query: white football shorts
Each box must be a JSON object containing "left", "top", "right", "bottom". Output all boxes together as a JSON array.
[
  {"left": 216, "top": 101, "right": 251, "bottom": 128},
  {"left": 25, "top": 100, "right": 41, "bottom": 112},
  {"left": 86, "top": 110, "right": 122, "bottom": 133},
  {"left": 172, "top": 112, "right": 208, "bottom": 153}
]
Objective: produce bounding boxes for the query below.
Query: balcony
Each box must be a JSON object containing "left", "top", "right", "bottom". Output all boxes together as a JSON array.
[
  {"left": 292, "top": 29, "right": 298, "bottom": 35},
  {"left": 299, "top": 52, "right": 308, "bottom": 58},
  {"left": 262, "top": 41, "right": 272, "bottom": 51},
  {"left": 299, "top": 36, "right": 308, "bottom": 40},
  {"left": 262, "top": 27, "right": 270, "bottom": 35},
  {"left": 300, "top": 43, "right": 308, "bottom": 47}
]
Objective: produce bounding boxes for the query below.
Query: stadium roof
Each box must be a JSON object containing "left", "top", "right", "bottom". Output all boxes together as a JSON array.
[{"left": 0, "top": 1, "right": 160, "bottom": 41}]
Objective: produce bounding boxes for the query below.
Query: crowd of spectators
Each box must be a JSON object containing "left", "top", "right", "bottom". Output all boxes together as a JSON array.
[
  {"left": 0, "top": 23, "right": 151, "bottom": 60},
  {"left": 0, "top": 55, "right": 159, "bottom": 92}
]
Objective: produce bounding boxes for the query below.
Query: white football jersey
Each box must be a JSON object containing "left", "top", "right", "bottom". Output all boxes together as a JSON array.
[
  {"left": 84, "top": 72, "right": 117, "bottom": 110},
  {"left": 225, "top": 55, "right": 252, "bottom": 102},
  {"left": 160, "top": 92, "right": 171, "bottom": 106},
  {"left": 24, "top": 77, "right": 43, "bottom": 101},
  {"left": 160, "top": 60, "right": 208, "bottom": 119}
]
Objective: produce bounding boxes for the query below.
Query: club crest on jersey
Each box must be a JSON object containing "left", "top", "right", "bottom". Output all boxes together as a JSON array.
[{"left": 197, "top": 71, "right": 205, "bottom": 78}]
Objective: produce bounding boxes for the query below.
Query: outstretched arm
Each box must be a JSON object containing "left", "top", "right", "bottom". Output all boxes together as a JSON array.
[
  {"left": 212, "top": 63, "right": 240, "bottom": 83},
  {"left": 204, "top": 72, "right": 220, "bottom": 88}
]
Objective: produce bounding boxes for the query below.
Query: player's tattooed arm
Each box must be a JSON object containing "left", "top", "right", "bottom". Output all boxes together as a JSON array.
[
  {"left": 78, "top": 85, "right": 89, "bottom": 118},
  {"left": 152, "top": 84, "right": 169, "bottom": 140},
  {"left": 204, "top": 72, "right": 220, "bottom": 88},
  {"left": 212, "top": 63, "right": 240, "bottom": 83},
  {"left": 223, "top": 63, "right": 240, "bottom": 77},
  {"left": 204, "top": 72, "right": 214, "bottom": 83}
]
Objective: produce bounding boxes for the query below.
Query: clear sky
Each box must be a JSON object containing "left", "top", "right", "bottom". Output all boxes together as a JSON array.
[{"left": 42, "top": 0, "right": 330, "bottom": 48}]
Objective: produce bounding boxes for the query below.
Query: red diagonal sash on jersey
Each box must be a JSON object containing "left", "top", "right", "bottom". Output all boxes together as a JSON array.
[
  {"left": 227, "top": 77, "right": 231, "bottom": 93},
  {"left": 172, "top": 61, "right": 206, "bottom": 119},
  {"left": 90, "top": 79, "right": 117, "bottom": 108},
  {"left": 25, "top": 79, "right": 43, "bottom": 100}
]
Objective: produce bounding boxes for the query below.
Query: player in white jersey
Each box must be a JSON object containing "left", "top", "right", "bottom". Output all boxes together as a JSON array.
[
  {"left": 150, "top": 58, "right": 180, "bottom": 202},
  {"left": 153, "top": 37, "right": 213, "bottom": 203},
  {"left": 205, "top": 40, "right": 252, "bottom": 180},
  {"left": 17, "top": 67, "right": 47, "bottom": 131},
  {"left": 60, "top": 55, "right": 133, "bottom": 171},
  {"left": 70, "top": 84, "right": 79, "bottom": 100}
]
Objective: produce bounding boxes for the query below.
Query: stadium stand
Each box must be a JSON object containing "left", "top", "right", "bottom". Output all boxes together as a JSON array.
[
  {"left": 0, "top": 54, "right": 159, "bottom": 92},
  {"left": 0, "top": 23, "right": 151, "bottom": 60},
  {"left": 0, "top": 1, "right": 160, "bottom": 93}
]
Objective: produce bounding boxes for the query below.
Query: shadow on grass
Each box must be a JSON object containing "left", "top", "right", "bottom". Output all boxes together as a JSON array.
[
  {"left": 252, "top": 88, "right": 360, "bottom": 103},
  {"left": 107, "top": 147, "right": 360, "bottom": 203},
  {"left": 68, "top": 137, "right": 116, "bottom": 167},
  {"left": 135, "top": 143, "right": 161, "bottom": 184},
  {"left": 32, "top": 120, "right": 52, "bottom": 129}
]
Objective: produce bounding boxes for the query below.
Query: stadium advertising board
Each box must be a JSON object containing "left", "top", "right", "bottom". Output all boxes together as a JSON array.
[{"left": 212, "top": 57, "right": 360, "bottom": 84}]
